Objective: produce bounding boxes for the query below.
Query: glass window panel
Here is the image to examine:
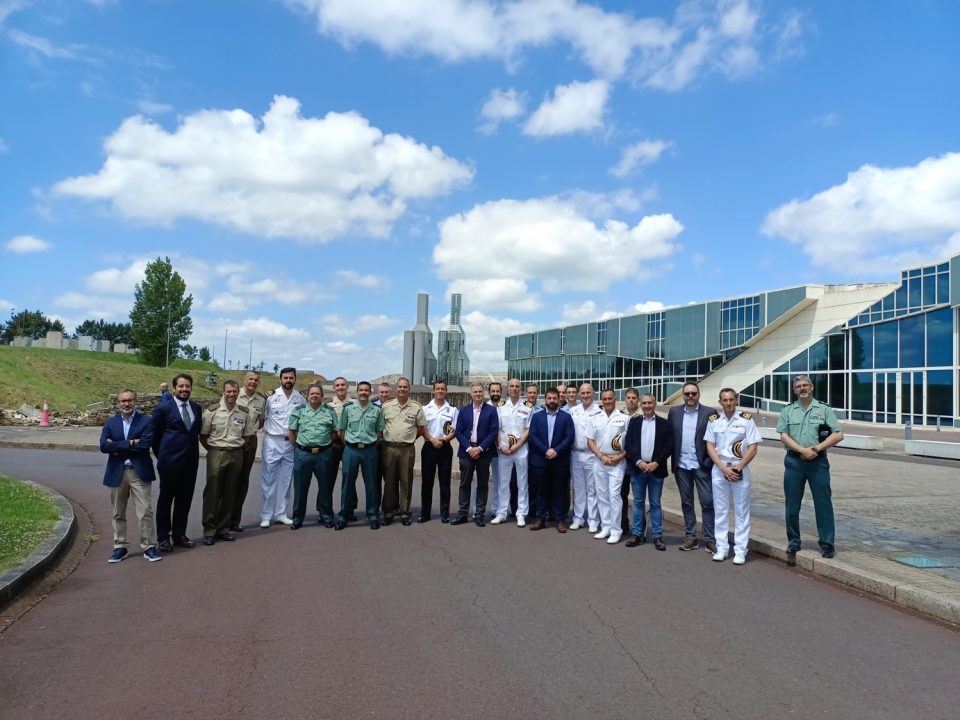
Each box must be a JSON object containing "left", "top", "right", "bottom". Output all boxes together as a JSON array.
[
  {"left": 923, "top": 275, "right": 936, "bottom": 306},
  {"left": 812, "top": 373, "right": 828, "bottom": 401},
  {"left": 895, "top": 284, "right": 907, "bottom": 309},
  {"left": 938, "top": 272, "right": 950, "bottom": 304},
  {"left": 926, "top": 307, "right": 952, "bottom": 367},
  {"left": 789, "top": 349, "right": 808, "bottom": 372},
  {"left": 909, "top": 268, "right": 921, "bottom": 278},
  {"left": 882, "top": 294, "right": 894, "bottom": 311},
  {"left": 773, "top": 374, "right": 789, "bottom": 402},
  {"left": 851, "top": 372, "right": 873, "bottom": 411},
  {"left": 830, "top": 373, "right": 845, "bottom": 409},
  {"left": 928, "top": 370, "right": 952, "bottom": 416},
  {"left": 899, "top": 314, "right": 924, "bottom": 368},
  {"left": 851, "top": 327, "right": 873, "bottom": 369},
  {"left": 829, "top": 334, "right": 845, "bottom": 370},
  {"left": 873, "top": 322, "right": 897, "bottom": 368},
  {"left": 908, "top": 278, "right": 921, "bottom": 307},
  {"left": 808, "top": 338, "right": 828, "bottom": 371}
]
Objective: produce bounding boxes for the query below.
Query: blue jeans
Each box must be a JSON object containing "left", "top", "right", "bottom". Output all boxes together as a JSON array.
[{"left": 631, "top": 472, "right": 664, "bottom": 539}]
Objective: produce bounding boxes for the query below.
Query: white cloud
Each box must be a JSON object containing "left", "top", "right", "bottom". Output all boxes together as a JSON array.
[
  {"left": 384, "top": 333, "right": 404, "bottom": 350},
  {"left": 562, "top": 187, "right": 659, "bottom": 217},
  {"left": 762, "top": 152, "right": 960, "bottom": 274},
  {"left": 317, "top": 313, "right": 397, "bottom": 336},
  {"left": 560, "top": 300, "right": 620, "bottom": 325},
  {"left": 52, "top": 291, "right": 131, "bottom": 319},
  {"left": 5, "top": 234, "right": 53, "bottom": 253},
  {"left": 334, "top": 269, "right": 386, "bottom": 289},
  {"left": 0, "top": 298, "right": 13, "bottom": 314},
  {"left": 53, "top": 95, "right": 473, "bottom": 242},
  {"left": 448, "top": 278, "right": 541, "bottom": 313},
  {"left": 774, "top": 9, "right": 806, "bottom": 62},
  {"left": 6, "top": 29, "right": 90, "bottom": 61},
  {"left": 523, "top": 79, "right": 608, "bottom": 136},
  {"left": 631, "top": 300, "right": 665, "bottom": 314},
  {"left": 644, "top": 26, "right": 714, "bottom": 91},
  {"left": 718, "top": 0, "right": 759, "bottom": 38},
  {"left": 610, "top": 139, "right": 673, "bottom": 178},
  {"left": 434, "top": 197, "right": 683, "bottom": 295},
  {"left": 478, "top": 87, "right": 525, "bottom": 134},
  {"left": 136, "top": 99, "right": 174, "bottom": 116},
  {"left": 456, "top": 310, "right": 536, "bottom": 370},
  {"left": 85, "top": 259, "right": 148, "bottom": 293},
  {"left": 720, "top": 43, "right": 759, "bottom": 78}
]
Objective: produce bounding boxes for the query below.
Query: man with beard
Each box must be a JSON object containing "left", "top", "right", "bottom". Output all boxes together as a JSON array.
[
  {"left": 327, "top": 376, "right": 357, "bottom": 521},
  {"left": 152, "top": 373, "right": 202, "bottom": 552},
  {"left": 619, "top": 388, "right": 641, "bottom": 535},
  {"left": 336, "top": 381, "right": 384, "bottom": 529},
  {"left": 528, "top": 388, "right": 574, "bottom": 533},
  {"left": 230, "top": 371, "right": 265, "bottom": 532},
  {"left": 260, "top": 367, "right": 304, "bottom": 527},
  {"left": 288, "top": 383, "right": 339, "bottom": 529},
  {"left": 485, "top": 381, "right": 503, "bottom": 518},
  {"left": 419, "top": 379, "right": 458, "bottom": 523}
]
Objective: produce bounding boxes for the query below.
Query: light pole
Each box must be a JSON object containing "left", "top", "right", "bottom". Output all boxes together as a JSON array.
[{"left": 164, "top": 302, "right": 171, "bottom": 368}]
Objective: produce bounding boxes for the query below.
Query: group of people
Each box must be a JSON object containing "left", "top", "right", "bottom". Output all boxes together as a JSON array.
[{"left": 99, "top": 370, "right": 843, "bottom": 567}]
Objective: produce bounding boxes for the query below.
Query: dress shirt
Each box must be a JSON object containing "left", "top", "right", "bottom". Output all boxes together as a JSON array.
[
  {"left": 470, "top": 404, "right": 482, "bottom": 443},
  {"left": 121, "top": 413, "right": 133, "bottom": 466},
  {"left": 640, "top": 415, "right": 657, "bottom": 462},
  {"left": 545, "top": 409, "right": 557, "bottom": 446},
  {"left": 679, "top": 405, "right": 700, "bottom": 470}
]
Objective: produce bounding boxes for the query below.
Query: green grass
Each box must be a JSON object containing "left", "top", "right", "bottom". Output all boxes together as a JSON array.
[
  {"left": 0, "top": 345, "right": 288, "bottom": 411},
  {"left": 0, "top": 475, "right": 60, "bottom": 573}
]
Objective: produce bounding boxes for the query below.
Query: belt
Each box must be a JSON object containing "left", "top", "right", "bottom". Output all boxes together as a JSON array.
[
  {"left": 208, "top": 445, "right": 242, "bottom": 452},
  {"left": 384, "top": 441, "right": 414, "bottom": 447},
  {"left": 787, "top": 450, "right": 825, "bottom": 459},
  {"left": 346, "top": 442, "right": 373, "bottom": 449},
  {"left": 296, "top": 443, "right": 331, "bottom": 454}
]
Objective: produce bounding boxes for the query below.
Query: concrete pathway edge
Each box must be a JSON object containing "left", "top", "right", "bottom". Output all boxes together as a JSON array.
[{"left": 0, "top": 480, "right": 76, "bottom": 609}]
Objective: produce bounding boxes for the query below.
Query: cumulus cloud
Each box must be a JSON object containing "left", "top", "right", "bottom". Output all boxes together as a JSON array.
[
  {"left": 762, "top": 152, "right": 960, "bottom": 274},
  {"left": 334, "top": 269, "right": 387, "bottom": 289},
  {"left": 449, "top": 310, "right": 536, "bottom": 370},
  {"left": 560, "top": 300, "right": 621, "bottom": 325},
  {"left": 448, "top": 278, "right": 541, "bottom": 313},
  {"left": 523, "top": 79, "right": 608, "bottom": 136},
  {"left": 478, "top": 87, "right": 526, "bottom": 134},
  {"left": 136, "top": 99, "right": 174, "bottom": 116},
  {"left": 52, "top": 291, "right": 131, "bottom": 319},
  {"left": 6, "top": 235, "right": 52, "bottom": 253},
  {"left": 53, "top": 95, "right": 473, "bottom": 242},
  {"left": 610, "top": 139, "right": 673, "bottom": 178},
  {"left": 631, "top": 300, "right": 665, "bottom": 314},
  {"left": 317, "top": 313, "right": 398, "bottom": 336},
  {"left": 434, "top": 197, "right": 684, "bottom": 302}
]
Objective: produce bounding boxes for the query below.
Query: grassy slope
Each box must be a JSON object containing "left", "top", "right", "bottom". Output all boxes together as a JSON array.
[
  {"left": 0, "top": 346, "right": 284, "bottom": 410},
  {"left": 0, "top": 475, "right": 60, "bottom": 572}
]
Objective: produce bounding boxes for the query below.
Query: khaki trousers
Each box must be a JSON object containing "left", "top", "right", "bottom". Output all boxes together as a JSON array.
[
  {"left": 110, "top": 467, "right": 156, "bottom": 550},
  {"left": 381, "top": 442, "right": 416, "bottom": 518}
]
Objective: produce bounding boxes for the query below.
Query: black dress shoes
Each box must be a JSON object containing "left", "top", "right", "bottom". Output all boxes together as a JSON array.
[
  {"left": 382, "top": 516, "right": 394, "bottom": 526},
  {"left": 401, "top": 517, "right": 413, "bottom": 526},
  {"left": 440, "top": 514, "right": 450, "bottom": 524},
  {"left": 158, "top": 538, "right": 174, "bottom": 552},
  {"left": 474, "top": 516, "right": 486, "bottom": 528},
  {"left": 334, "top": 519, "right": 348, "bottom": 531},
  {"left": 416, "top": 516, "right": 430, "bottom": 523},
  {"left": 173, "top": 536, "right": 195, "bottom": 548},
  {"left": 215, "top": 533, "right": 236, "bottom": 541},
  {"left": 347, "top": 513, "right": 358, "bottom": 522},
  {"left": 201, "top": 536, "right": 215, "bottom": 546},
  {"left": 450, "top": 514, "right": 469, "bottom": 525},
  {"left": 369, "top": 521, "right": 380, "bottom": 530},
  {"left": 291, "top": 522, "right": 302, "bottom": 530},
  {"left": 230, "top": 524, "right": 244, "bottom": 532}
]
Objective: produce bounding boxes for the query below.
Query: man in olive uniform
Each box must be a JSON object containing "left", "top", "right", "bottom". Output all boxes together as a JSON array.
[
  {"left": 777, "top": 374, "right": 844, "bottom": 560},
  {"left": 336, "top": 381, "right": 385, "bottom": 530},
  {"left": 231, "top": 370, "right": 265, "bottom": 532},
  {"left": 199, "top": 380, "right": 258, "bottom": 545},
  {"left": 327, "top": 376, "right": 357, "bottom": 521},
  {"left": 381, "top": 377, "right": 426, "bottom": 526},
  {"left": 288, "top": 383, "right": 339, "bottom": 529}
]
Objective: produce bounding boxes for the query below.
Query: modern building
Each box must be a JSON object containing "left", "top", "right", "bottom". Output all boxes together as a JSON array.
[
  {"left": 402, "top": 293, "right": 437, "bottom": 386},
  {"left": 437, "top": 293, "right": 470, "bottom": 386},
  {"left": 505, "top": 257, "right": 959, "bottom": 426}
]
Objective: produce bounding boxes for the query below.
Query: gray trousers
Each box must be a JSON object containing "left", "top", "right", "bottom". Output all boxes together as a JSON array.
[{"left": 675, "top": 466, "right": 715, "bottom": 542}]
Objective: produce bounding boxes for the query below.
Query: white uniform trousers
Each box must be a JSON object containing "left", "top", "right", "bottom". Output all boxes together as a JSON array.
[
  {"left": 260, "top": 433, "right": 294, "bottom": 521},
  {"left": 712, "top": 461, "right": 752, "bottom": 555},
  {"left": 495, "top": 447, "right": 529, "bottom": 519},
  {"left": 570, "top": 449, "right": 599, "bottom": 526},
  {"left": 594, "top": 458, "right": 625, "bottom": 535}
]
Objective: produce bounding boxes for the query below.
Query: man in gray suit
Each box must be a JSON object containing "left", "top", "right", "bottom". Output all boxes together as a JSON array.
[{"left": 667, "top": 382, "right": 716, "bottom": 553}]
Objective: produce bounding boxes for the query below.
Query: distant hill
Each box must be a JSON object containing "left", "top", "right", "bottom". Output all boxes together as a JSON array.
[{"left": 0, "top": 345, "right": 290, "bottom": 411}]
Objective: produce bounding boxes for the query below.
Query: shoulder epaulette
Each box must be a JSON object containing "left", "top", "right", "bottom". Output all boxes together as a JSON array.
[
  {"left": 708, "top": 414, "right": 719, "bottom": 421},
  {"left": 207, "top": 402, "right": 219, "bottom": 411},
  {"left": 266, "top": 389, "right": 275, "bottom": 396},
  {"left": 236, "top": 405, "right": 248, "bottom": 414},
  {"left": 524, "top": 400, "right": 534, "bottom": 408},
  {"left": 740, "top": 411, "right": 753, "bottom": 419},
  {"left": 498, "top": 400, "right": 506, "bottom": 407}
]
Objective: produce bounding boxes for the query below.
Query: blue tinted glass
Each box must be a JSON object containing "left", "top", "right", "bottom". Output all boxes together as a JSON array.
[
  {"left": 809, "top": 338, "right": 828, "bottom": 371},
  {"left": 851, "top": 327, "right": 873, "bottom": 369},
  {"left": 927, "top": 369, "right": 953, "bottom": 416},
  {"left": 789, "top": 349, "right": 808, "bottom": 372},
  {"left": 851, "top": 372, "right": 873, "bottom": 411},
  {"left": 874, "top": 322, "right": 897, "bottom": 368},
  {"left": 899, "top": 315, "right": 923, "bottom": 368},
  {"left": 937, "top": 272, "right": 950, "bottom": 304},
  {"left": 923, "top": 275, "right": 936, "bottom": 306},
  {"left": 908, "top": 278, "right": 921, "bottom": 307},
  {"left": 926, "top": 307, "right": 952, "bottom": 366},
  {"left": 895, "top": 284, "right": 907, "bottom": 309}
]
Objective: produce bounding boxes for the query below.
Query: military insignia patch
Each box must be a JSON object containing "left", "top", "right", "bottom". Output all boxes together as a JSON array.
[
  {"left": 740, "top": 411, "right": 753, "bottom": 419},
  {"left": 524, "top": 400, "right": 534, "bottom": 408},
  {"left": 508, "top": 434, "right": 518, "bottom": 447},
  {"left": 611, "top": 433, "right": 622, "bottom": 451},
  {"left": 443, "top": 421, "right": 453, "bottom": 434},
  {"left": 708, "top": 414, "right": 718, "bottom": 421},
  {"left": 732, "top": 440, "right": 743, "bottom": 458},
  {"left": 498, "top": 400, "right": 506, "bottom": 407}
]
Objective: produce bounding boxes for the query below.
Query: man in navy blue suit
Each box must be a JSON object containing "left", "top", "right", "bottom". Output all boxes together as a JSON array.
[
  {"left": 527, "top": 387, "right": 575, "bottom": 533},
  {"left": 152, "top": 373, "right": 202, "bottom": 552},
  {"left": 452, "top": 382, "right": 498, "bottom": 527},
  {"left": 100, "top": 389, "right": 161, "bottom": 562}
]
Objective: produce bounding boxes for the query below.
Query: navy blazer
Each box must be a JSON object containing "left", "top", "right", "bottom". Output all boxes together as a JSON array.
[
  {"left": 454, "top": 402, "right": 499, "bottom": 459},
  {"left": 151, "top": 397, "right": 202, "bottom": 472},
  {"left": 100, "top": 411, "right": 156, "bottom": 487},
  {"left": 667, "top": 404, "right": 716, "bottom": 474},
  {"left": 527, "top": 408, "right": 574, "bottom": 468},
  {"left": 624, "top": 414, "right": 674, "bottom": 479}
]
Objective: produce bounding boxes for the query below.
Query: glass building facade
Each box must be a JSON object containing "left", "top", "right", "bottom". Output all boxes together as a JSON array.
[{"left": 505, "top": 259, "right": 959, "bottom": 426}]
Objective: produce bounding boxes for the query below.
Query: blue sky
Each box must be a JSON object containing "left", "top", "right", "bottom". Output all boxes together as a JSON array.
[{"left": 2, "top": 0, "right": 959, "bottom": 380}]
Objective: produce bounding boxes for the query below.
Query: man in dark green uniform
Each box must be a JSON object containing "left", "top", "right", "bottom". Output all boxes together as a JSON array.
[
  {"left": 776, "top": 374, "right": 844, "bottom": 560},
  {"left": 336, "top": 381, "right": 384, "bottom": 530},
  {"left": 288, "top": 382, "right": 338, "bottom": 529}
]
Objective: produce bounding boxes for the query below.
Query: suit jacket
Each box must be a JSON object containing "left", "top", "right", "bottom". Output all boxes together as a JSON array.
[
  {"left": 527, "top": 409, "right": 574, "bottom": 469},
  {"left": 151, "top": 397, "right": 202, "bottom": 473},
  {"left": 667, "top": 404, "right": 716, "bottom": 474},
  {"left": 455, "top": 402, "right": 499, "bottom": 459},
  {"left": 624, "top": 414, "right": 673, "bottom": 478},
  {"left": 100, "top": 411, "right": 156, "bottom": 487}
]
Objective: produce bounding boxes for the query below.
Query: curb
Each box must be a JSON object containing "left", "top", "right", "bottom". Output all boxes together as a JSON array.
[
  {"left": 0, "top": 440, "right": 99, "bottom": 453},
  {"left": 660, "top": 504, "right": 960, "bottom": 626},
  {"left": 0, "top": 480, "right": 76, "bottom": 610}
]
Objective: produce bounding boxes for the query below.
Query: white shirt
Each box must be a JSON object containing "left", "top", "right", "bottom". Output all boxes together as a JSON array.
[
  {"left": 571, "top": 402, "right": 604, "bottom": 451},
  {"left": 704, "top": 409, "right": 762, "bottom": 461},
  {"left": 263, "top": 387, "right": 306, "bottom": 435},
  {"left": 497, "top": 397, "right": 532, "bottom": 451},
  {"left": 639, "top": 415, "right": 657, "bottom": 462},
  {"left": 121, "top": 412, "right": 134, "bottom": 466},
  {"left": 679, "top": 405, "right": 702, "bottom": 470},
  {"left": 588, "top": 408, "right": 629, "bottom": 466},
  {"left": 424, "top": 400, "right": 458, "bottom": 439}
]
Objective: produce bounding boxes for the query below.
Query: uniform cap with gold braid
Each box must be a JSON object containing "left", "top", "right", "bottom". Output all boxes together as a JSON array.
[{"left": 611, "top": 433, "right": 622, "bottom": 451}]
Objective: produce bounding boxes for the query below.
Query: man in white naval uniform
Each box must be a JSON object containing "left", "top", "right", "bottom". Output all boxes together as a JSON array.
[
  {"left": 259, "top": 367, "right": 305, "bottom": 527},
  {"left": 493, "top": 378, "right": 532, "bottom": 527},
  {"left": 569, "top": 383, "right": 604, "bottom": 532},
  {"left": 586, "top": 388, "right": 629, "bottom": 544},
  {"left": 705, "top": 388, "right": 762, "bottom": 565}
]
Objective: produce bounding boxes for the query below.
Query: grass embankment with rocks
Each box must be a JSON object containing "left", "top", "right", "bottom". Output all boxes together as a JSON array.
[{"left": 0, "top": 475, "right": 60, "bottom": 572}]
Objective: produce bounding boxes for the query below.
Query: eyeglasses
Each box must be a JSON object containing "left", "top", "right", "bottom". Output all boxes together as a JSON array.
[{"left": 683, "top": 391, "right": 699, "bottom": 396}]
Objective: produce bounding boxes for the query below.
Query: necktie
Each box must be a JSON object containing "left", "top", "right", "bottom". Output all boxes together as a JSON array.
[{"left": 180, "top": 402, "right": 191, "bottom": 429}]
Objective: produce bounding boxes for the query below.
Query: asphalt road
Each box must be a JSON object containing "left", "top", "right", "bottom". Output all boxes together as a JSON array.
[{"left": 1, "top": 447, "right": 958, "bottom": 720}]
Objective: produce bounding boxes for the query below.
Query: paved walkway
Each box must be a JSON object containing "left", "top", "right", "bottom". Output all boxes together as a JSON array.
[{"left": 1, "top": 423, "right": 959, "bottom": 623}]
